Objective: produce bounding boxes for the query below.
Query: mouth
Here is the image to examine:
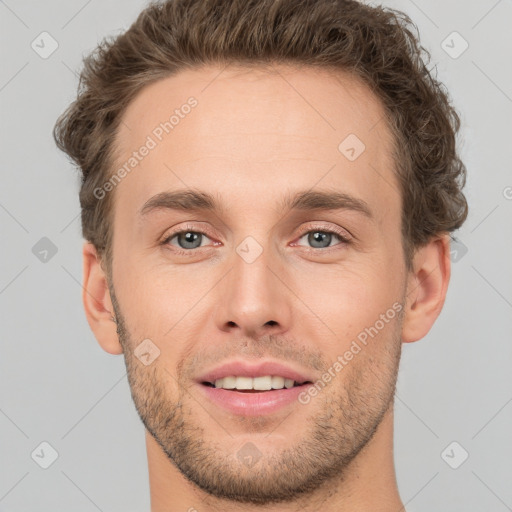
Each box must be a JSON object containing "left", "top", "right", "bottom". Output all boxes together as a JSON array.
[
  {"left": 196, "top": 366, "right": 315, "bottom": 416},
  {"left": 195, "top": 360, "right": 316, "bottom": 415}
]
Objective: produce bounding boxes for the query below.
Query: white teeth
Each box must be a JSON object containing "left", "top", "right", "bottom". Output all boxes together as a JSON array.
[
  {"left": 235, "top": 376, "right": 253, "bottom": 390},
  {"left": 253, "top": 376, "right": 272, "bottom": 390},
  {"left": 212, "top": 375, "right": 302, "bottom": 390},
  {"left": 221, "top": 376, "right": 236, "bottom": 389},
  {"left": 271, "top": 376, "right": 285, "bottom": 389}
]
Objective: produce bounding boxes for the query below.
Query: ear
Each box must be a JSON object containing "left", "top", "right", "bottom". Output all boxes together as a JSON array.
[
  {"left": 401, "top": 233, "right": 451, "bottom": 343},
  {"left": 82, "top": 242, "right": 123, "bottom": 355}
]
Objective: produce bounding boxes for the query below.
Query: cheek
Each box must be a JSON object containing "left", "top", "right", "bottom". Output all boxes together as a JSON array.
[
  {"left": 291, "top": 259, "right": 402, "bottom": 348},
  {"left": 117, "top": 263, "right": 215, "bottom": 362},
  {"left": 128, "top": 278, "right": 187, "bottom": 332},
  {"left": 112, "top": 260, "right": 174, "bottom": 341}
]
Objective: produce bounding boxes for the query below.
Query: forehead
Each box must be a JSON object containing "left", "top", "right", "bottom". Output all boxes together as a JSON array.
[{"left": 112, "top": 64, "right": 399, "bottom": 224}]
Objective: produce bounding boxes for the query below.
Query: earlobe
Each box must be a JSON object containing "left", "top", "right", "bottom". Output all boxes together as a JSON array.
[
  {"left": 401, "top": 233, "right": 451, "bottom": 343},
  {"left": 82, "top": 242, "right": 123, "bottom": 355}
]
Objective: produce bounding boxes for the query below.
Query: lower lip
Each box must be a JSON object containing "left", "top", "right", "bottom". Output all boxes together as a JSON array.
[{"left": 197, "top": 383, "right": 311, "bottom": 416}]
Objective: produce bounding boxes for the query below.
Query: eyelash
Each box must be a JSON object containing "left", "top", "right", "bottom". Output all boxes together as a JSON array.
[{"left": 160, "top": 223, "right": 351, "bottom": 256}]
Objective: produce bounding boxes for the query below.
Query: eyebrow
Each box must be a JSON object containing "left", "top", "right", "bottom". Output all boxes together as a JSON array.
[{"left": 139, "top": 188, "right": 374, "bottom": 220}]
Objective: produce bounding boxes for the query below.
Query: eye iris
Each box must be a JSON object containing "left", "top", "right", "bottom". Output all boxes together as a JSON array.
[
  {"left": 309, "top": 231, "right": 332, "bottom": 248},
  {"left": 179, "top": 231, "right": 202, "bottom": 249}
]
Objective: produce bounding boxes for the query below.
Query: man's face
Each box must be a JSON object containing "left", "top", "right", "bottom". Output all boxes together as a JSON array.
[{"left": 108, "top": 65, "right": 408, "bottom": 504}]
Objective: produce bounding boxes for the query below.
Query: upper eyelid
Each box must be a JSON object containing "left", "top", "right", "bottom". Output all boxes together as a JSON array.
[{"left": 163, "top": 222, "right": 349, "bottom": 236}]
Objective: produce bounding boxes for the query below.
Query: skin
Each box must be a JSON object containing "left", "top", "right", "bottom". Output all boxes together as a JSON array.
[{"left": 82, "top": 64, "right": 451, "bottom": 512}]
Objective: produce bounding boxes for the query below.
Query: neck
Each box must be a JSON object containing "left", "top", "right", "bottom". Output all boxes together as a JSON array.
[{"left": 146, "top": 402, "right": 404, "bottom": 512}]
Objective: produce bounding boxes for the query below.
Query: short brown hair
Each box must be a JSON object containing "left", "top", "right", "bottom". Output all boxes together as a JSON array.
[{"left": 53, "top": 0, "right": 468, "bottom": 275}]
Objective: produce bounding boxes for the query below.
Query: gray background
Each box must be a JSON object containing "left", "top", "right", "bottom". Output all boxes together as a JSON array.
[{"left": 1, "top": 0, "right": 511, "bottom": 510}]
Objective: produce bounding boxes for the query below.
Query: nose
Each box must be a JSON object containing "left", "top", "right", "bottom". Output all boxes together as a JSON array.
[{"left": 214, "top": 246, "right": 292, "bottom": 338}]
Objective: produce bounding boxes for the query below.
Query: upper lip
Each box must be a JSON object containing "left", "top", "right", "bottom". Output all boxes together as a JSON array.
[{"left": 196, "top": 360, "right": 314, "bottom": 384}]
